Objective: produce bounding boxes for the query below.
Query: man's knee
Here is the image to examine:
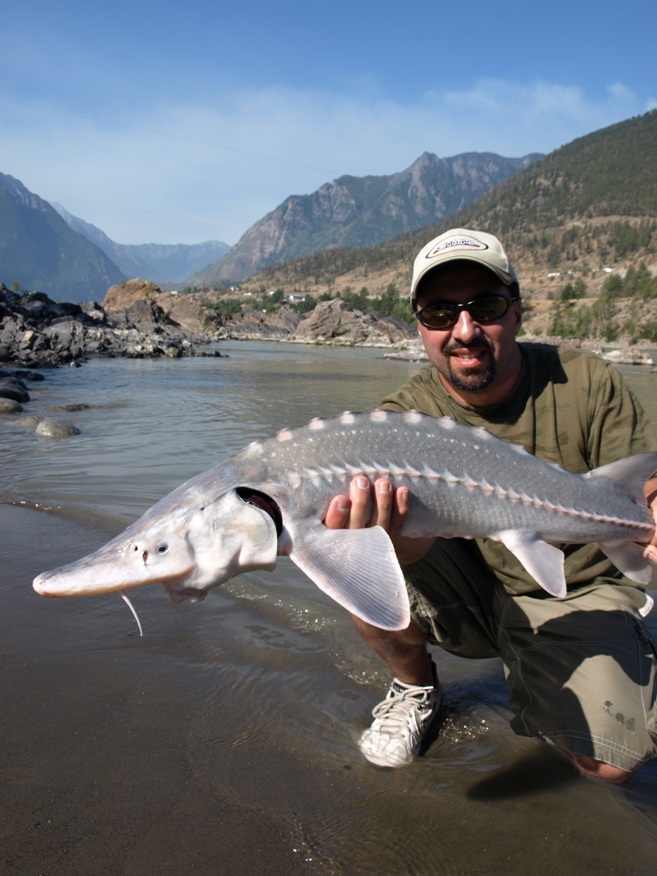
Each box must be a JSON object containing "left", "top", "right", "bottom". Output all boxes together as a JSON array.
[{"left": 570, "top": 753, "right": 634, "bottom": 784}]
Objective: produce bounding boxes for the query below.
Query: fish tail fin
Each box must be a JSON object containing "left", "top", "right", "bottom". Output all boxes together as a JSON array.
[
  {"left": 586, "top": 452, "right": 657, "bottom": 586},
  {"left": 585, "top": 452, "right": 657, "bottom": 505}
]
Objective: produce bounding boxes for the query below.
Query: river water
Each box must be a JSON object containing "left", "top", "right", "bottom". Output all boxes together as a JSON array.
[{"left": 2, "top": 340, "right": 657, "bottom": 875}]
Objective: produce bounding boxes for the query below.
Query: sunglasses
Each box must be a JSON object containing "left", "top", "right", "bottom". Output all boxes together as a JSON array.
[{"left": 415, "top": 294, "right": 520, "bottom": 330}]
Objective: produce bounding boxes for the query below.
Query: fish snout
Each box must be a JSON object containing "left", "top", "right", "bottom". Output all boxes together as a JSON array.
[{"left": 33, "top": 569, "right": 63, "bottom": 597}]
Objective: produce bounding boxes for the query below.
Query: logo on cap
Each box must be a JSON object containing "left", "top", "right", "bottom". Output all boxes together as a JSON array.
[{"left": 426, "top": 237, "right": 488, "bottom": 259}]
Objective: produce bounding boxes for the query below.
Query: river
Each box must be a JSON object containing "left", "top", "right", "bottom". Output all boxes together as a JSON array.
[{"left": 1, "top": 340, "right": 657, "bottom": 875}]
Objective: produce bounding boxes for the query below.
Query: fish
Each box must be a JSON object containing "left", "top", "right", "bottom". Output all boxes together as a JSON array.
[{"left": 33, "top": 409, "right": 657, "bottom": 631}]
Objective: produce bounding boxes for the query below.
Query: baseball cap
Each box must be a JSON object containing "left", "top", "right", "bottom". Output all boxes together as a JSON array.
[{"left": 410, "top": 228, "right": 519, "bottom": 305}]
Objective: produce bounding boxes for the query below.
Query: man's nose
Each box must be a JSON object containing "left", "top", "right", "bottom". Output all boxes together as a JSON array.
[{"left": 451, "top": 309, "right": 482, "bottom": 341}]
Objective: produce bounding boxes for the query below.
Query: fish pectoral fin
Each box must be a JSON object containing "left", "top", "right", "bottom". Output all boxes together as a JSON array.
[
  {"left": 288, "top": 525, "right": 410, "bottom": 631},
  {"left": 599, "top": 540, "right": 652, "bottom": 586},
  {"left": 496, "top": 530, "right": 567, "bottom": 598}
]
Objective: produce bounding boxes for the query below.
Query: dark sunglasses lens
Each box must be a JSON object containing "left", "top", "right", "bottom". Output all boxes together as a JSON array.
[
  {"left": 416, "top": 295, "right": 515, "bottom": 329},
  {"left": 419, "top": 305, "right": 457, "bottom": 328},
  {"left": 468, "top": 296, "right": 511, "bottom": 322}
]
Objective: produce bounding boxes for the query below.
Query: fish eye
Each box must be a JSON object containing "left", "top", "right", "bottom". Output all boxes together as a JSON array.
[{"left": 156, "top": 542, "right": 169, "bottom": 554}]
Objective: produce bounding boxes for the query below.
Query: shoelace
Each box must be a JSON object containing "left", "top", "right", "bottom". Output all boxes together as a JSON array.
[{"left": 370, "top": 684, "right": 435, "bottom": 733}]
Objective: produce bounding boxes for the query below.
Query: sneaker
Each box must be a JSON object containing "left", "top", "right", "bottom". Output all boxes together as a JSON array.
[{"left": 359, "top": 661, "right": 442, "bottom": 768}]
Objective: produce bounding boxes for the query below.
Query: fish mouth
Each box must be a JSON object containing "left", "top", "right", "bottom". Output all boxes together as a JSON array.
[
  {"left": 32, "top": 562, "right": 197, "bottom": 598},
  {"left": 164, "top": 586, "right": 208, "bottom": 605}
]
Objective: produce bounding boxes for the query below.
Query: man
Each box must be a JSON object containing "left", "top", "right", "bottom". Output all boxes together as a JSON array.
[{"left": 325, "top": 228, "right": 657, "bottom": 783}]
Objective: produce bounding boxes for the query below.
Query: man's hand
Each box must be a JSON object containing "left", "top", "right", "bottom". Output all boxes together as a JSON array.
[
  {"left": 644, "top": 477, "right": 657, "bottom": 564},
  {"left": 324, "top": 477, "right": 435, "bottom": 566}
]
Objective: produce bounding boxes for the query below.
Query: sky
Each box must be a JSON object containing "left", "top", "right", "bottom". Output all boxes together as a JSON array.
[{"left": 2, "top": 0, "right": 656, "bottom": 247}]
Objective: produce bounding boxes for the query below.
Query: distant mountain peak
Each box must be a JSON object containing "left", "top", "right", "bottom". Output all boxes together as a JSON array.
[
  {"left": 189, "top": 150, "right": 542, "bottom": 287},
  {"left": 52, "top": 205, "right": 231, "bottom": 285}
]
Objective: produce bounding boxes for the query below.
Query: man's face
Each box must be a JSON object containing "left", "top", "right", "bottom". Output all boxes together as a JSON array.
[{"left": 414, "top": 262, "right": 523, "bottom": 406}]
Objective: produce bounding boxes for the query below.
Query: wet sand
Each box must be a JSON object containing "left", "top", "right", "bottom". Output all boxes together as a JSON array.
[
  {"left": 3, "top": 347, "right": 657, "bottom": 875},
  {"left": 0, "top": 504, "right": 319, "bottom": 875},
  {"left": 4, "top": 501, "right": 657, "bottom": 875}
]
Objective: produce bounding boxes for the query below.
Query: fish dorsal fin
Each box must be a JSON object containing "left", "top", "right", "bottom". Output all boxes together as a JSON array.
[
  {"left": 585, "top": 453, "right": 657, "bottom": 506},
  {"left": 287, "top": 525, "right": 410, "bottom": 631},
  {"left": 496, "top": 530, "right": 567, "bottom": 598}
]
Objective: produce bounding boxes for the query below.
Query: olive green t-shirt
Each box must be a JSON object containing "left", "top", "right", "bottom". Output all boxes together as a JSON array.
[{"left": 380, "top": 343, "right": 657, "bottom": 594}]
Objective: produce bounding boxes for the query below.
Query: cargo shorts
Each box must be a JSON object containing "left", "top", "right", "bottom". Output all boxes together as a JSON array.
[{"left": 404, "top": 538, "right": 657, "bottom": 773}]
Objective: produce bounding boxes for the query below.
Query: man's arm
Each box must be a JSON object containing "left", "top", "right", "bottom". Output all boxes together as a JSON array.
[{"left": 323, "top": 477, "right": 435, "bottom": 566}]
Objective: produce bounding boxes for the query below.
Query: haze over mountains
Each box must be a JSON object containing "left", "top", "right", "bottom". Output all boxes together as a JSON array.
[
  {"left": 1, "top": 150, "right": 540, "bottom": 302},
  {"left": 2, "top": 110, "right": 656, "bottom": 309},
  {"left": 53, "top": 204, "right": 230, "bottom": 286},
  {"left": 0, "top": 172, "right": 126, "bottom": 302}
]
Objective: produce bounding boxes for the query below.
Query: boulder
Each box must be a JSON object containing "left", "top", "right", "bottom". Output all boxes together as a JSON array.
[
  {"left": 35, "top": 418, "right": 81, "bottom": 439},
  {"left": 0, "top": 398, "right": 22, "bottom": 414},
  {"left": 0, "top": 377, "right": 30, "bottom": 403},
  {"left": 288, "top": 299, "right": 415, "bottom": 347},
  {"left": 226, "top": 307, "right": 301, "bottom": 340}
]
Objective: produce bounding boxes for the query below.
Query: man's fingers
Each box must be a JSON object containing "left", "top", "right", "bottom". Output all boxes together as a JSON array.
[
  {"left": 370, "top": 479, "right": 393, "bottom": 528},
  {"left": 390, "top": 485, "right": 410, "bottom": 535},
  {"left": 348, "top": 476, "right": 372, "bottom": 528},
  {"left": 644, "top": 544, "right": 657, "bottom": 564},
  {"left": 324, "top": 494, "right": 351, "bottom": 529},
  {"left": 324, "top": 478, "right": 411, "bottom": 533}
]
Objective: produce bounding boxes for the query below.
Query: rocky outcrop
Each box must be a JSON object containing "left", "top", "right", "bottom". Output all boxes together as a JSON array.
[
  {"left": 0, "top": 284, "right": 224, "bottom": 367},
  {"left": 225, "top": 307, "right": 302, "bottom": 340},
  {"left": 286, "top": 299, "right": 415, "bottom": 347},
  {"left": 219, "top": 300, "right": 416, "bottom": 347},
  {"left": 104, "top": 279, "right": 225, "bottom": 336}
]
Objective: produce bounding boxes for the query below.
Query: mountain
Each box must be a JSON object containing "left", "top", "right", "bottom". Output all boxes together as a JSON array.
[
  {"left": 0, "top": 173, "right": 126, "bottom": 302},
  {"left": 240, "top": 110, "right": 657, "bottom": 304},
  {"left": 189, "top": 151, "right": 542, "bottom": 287},
  {"left": 52, "top": 204, "right": 231, "bottom": 284}
]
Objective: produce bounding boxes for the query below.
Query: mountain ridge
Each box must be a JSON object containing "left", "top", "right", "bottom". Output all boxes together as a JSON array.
[
  {"left": 237, "top": 111, "right": 657, "bottom": 307},
  {"left": 0, "top": 172, "right": 126, "bottom": 302},
  {"left": 189, "top": 150, "right": 542, "bottom": 286},
  {"left": 52, "top": 204, "right": 231, "bottom": 284}
]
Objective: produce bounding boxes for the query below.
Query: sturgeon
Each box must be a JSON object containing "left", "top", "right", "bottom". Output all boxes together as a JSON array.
[{"left": 33, "top": 410, "right": 657, "bottom": 630}]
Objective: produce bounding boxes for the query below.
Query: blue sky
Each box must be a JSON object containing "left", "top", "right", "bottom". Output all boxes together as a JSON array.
[{"left": 2, "top": 0, "right": 656, "bottom": 246}]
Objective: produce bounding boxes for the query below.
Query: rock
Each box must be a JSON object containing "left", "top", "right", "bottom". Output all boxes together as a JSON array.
[
  {"left": 0, "top": 377, "right": 30, "bottom": 402},
  {"left": 104, "top": 279, "right": 163, "bottom": 312},
  {"left": 35, "top": 418, "right": 81, "bottom": 439},
  {"left": 226, "top": 307, "right": 302, "bottom": 340},
  {"left": 160, "top": 292, "right": 225, "bottom": 335},
  {"left": 384, "top": 341, "right": 428, "bottom": 362},
  {"left": 13, "top": 415, "right": 42, "bottom": 428},
  {"left": 48, "top": 403, "right": 97, "bottom": 412},
  {"left": 287, "top": 299, "right": 415, "bottom": 347},
  {"left": 0, "top": 398, "right": 22, "bottom": 414},
  {"left": 601, "top": 349, "right": 655, "bottom": 366},
  {"left": 0, "top": 282, "right": 225, "bottom": 366}
]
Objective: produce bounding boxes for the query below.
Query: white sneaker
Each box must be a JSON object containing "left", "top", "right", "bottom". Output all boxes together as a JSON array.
[{"left": 359, "top": 664, "right": 442, "bottom": 768}]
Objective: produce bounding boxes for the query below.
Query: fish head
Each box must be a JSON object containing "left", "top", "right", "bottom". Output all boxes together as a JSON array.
[{"left": 33, "top": 489, "right": 279, "bottom": 602}]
